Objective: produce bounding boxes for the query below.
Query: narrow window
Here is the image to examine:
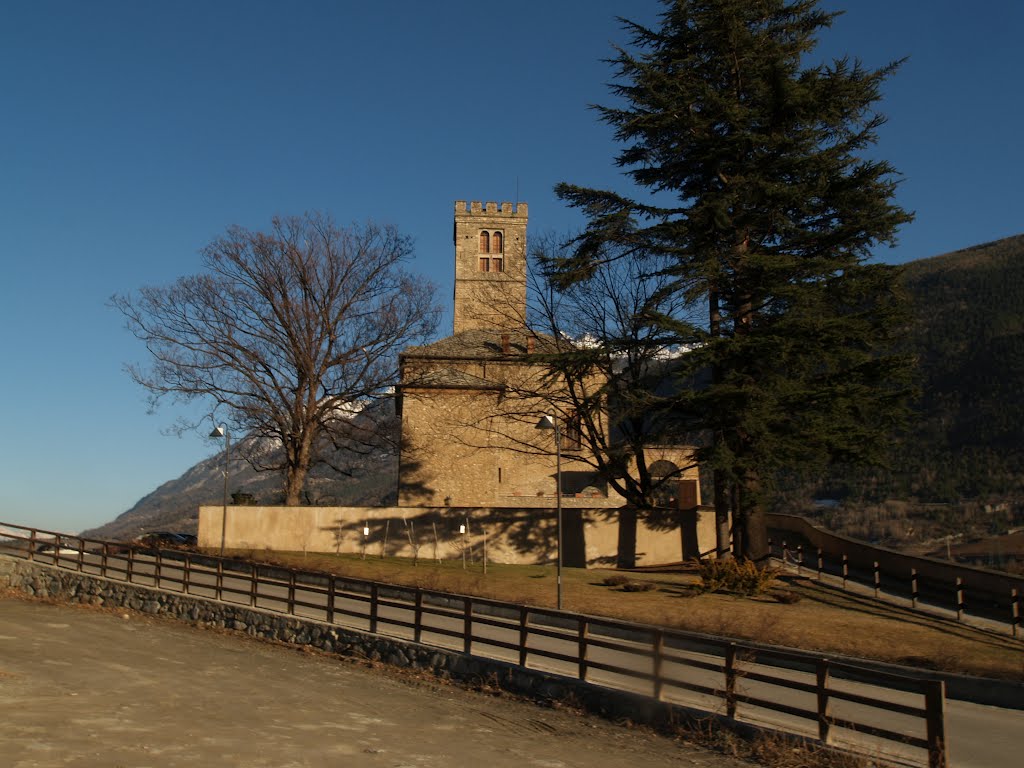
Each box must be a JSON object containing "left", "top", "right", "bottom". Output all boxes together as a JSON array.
[
  {"left": 492, "top": 231, "right": 503, "bottom": 254},
  {"left": 479, "top": 256, "right": 490, "bottom": 272},
  {"left": 479, "top": 230, "right": 490, "bottom": 253},
  {"left": 561, "top": 412, "right": 582, "bottom": 451},
  {"left": 491, "top": 256, "right": 503, "bottom": 273}
]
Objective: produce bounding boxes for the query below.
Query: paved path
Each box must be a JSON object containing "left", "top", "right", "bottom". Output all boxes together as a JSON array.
[{"left": 0, "top": 597, "right": 750, "bottom": 768}]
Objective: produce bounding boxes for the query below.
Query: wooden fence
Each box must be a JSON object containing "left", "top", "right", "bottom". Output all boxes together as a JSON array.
[
  {"left": 769, "top": 534, "right": 1023, "bottom": 638},
  {"left": 1, "top": 522, "right": 946, "bottom": 768}
]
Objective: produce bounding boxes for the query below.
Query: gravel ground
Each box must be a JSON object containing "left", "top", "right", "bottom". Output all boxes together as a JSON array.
[{"left": 0, "top": 596, "right": 754, "bottom": 768}]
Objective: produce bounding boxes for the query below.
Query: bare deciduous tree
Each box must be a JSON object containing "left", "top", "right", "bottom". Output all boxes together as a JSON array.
[{"left": 113, "top": 212, "right": 441, "bottom": 505}]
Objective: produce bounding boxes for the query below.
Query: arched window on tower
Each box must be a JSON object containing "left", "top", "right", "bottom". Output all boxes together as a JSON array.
[
  {"left": 479, "top": 231, "right": 490, "bottom": 253},
  {"left": 491, "top": 231, "right": 504, "bottom": 271}
]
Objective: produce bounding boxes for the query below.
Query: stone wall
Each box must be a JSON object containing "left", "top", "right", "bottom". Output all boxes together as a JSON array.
[{"left": 198, "top": 503, "right": 718, "bottom": 567}]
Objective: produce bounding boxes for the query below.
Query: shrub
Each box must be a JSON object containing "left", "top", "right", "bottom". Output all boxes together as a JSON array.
[
  {"left": 602, "top": 574, "right": 631, "bottom": 587},
  {"left": 621, "top": 581, "right": 657, "bottom": 593},
  {"left": 773, "top": 590, "right": 802, "bottom": 604},
  {"left": 698, "top": 559, "right": 776, "bottom": 596}
]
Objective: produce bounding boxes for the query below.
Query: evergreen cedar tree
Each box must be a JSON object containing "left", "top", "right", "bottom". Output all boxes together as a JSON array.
[{"left": 546, "top": 0, "right": 914, "bottom": 563}]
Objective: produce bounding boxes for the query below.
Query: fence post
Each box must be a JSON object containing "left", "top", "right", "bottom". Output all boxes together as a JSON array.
[
  {"left": 816, "top": 658, "right": 831, "bottom": 745},
  {"left": 28, "top": 529, "right": 36, "bottom": 561},
  {"left": 842, "top": 554, "right": 848, "bottom": 590},
  {"left": 816, "top": 548, "right": 823, "bottom": 582},
  {"left": 155, "top": 549, "right": 162, "bottom": 589},
  {"left": 327, "top": 575, "right": 336, "bottom": 625},
  {"left": 463, "top": 597, "right": 472, "bottom": 655},
  {"left": 183, "top": 553, "right": 191, "bottom": 595},
  {"left": 577, "top": 618, "right": 589, "bottom": 681},
  {"left": 76, "top": 536, "right": 84, "bottom": 572},
  {"left": 414, "top": 589, "right": 423, "bottom": 644},
  {"left": 215, "top": 559, "right": 223, "bottom": 601},
  {"left": 518, "top": 607, "right": 529, "bottom": 667},
  {"left": 127, "top": 547, "right": 135, "bottom": 585},
  {"left": 797, "top": 545, "right": 803, "bottom": 575},
  {"left": 370, "top": 583, "right": 379, "bottom": 634},
  {"left": 652, "top": 630, "right": 665, "bottom": 701},
  {"left": 873, "top": 561, "right": 880, "bottom": 598},
  {"left": 287, "top": 570, "right": 296, "bottom": 615},
  {"left": 925, "top": 679, "right": 947, "bottom": 768},
  {"left": 101, "top": 542, "right": 109, "bottom": 578},
  {"left": 249, "top": 563, "right": 258, "bottom": 607},
  {"left": 911, "top": 568, "right": 919, "bottom": 609},
  {"left": 1012, "top": 588, "right": 1020, "bottom": 639},
  {"left": 955, "top": 577, "right": 964, "bottom": 622},
  {"left": 725, "top": 643, "right": 738, "bottom": 718}
]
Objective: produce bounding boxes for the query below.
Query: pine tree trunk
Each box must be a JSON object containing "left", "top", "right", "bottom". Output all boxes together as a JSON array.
[
  {"left": 708, "top": 288, "right": 732, "bottom": 559},
  {"left": 713, "top": 469, "right": 732, "bottom": 560},
  {"left": 616, "top": 505, "right": 638, "bottom": 569},
  {"left": 736, "top": 472, "right": 770, "bottom": 565}
]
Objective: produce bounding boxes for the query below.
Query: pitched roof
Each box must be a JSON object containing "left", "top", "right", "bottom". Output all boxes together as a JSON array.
[
  {"left": 401, "top": 329, "right": 561, "bottom": 360},
  {"left": 402, "top": 366, "right": 500, "bottom": 390}
]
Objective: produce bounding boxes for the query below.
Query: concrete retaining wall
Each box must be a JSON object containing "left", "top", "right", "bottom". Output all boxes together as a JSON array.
[{"left": 199, "top": 503, "right": 717, "bottom": 567}]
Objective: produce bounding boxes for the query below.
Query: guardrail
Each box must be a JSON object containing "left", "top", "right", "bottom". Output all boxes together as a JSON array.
[{"left": 0, "top": 522, "right": 946, "bottom": 768}]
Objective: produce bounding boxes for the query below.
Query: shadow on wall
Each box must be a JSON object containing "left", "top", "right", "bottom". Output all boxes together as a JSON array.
[
  {"left": 320, "top": 506, "right": 589, "bottom": 567},
  {"left": 201, "top": 501, "right": 703, "bottom": 567},
  {"left": 316, "top": 506, "right": 692, "bottom": 569}
]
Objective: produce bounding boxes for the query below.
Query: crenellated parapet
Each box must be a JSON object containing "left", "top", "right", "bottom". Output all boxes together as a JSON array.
[{"left": 455, "top": 200, "right": 528, "bottom": 217}]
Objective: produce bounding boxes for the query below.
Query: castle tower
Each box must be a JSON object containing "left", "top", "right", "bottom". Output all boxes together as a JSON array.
[{"left": 452, "top": 200, "right": 528, "bottom": 334}]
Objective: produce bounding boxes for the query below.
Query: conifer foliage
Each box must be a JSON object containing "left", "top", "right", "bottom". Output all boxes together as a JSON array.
[{"left": 550, "top": 0, "right": 914, "bottom": 562}]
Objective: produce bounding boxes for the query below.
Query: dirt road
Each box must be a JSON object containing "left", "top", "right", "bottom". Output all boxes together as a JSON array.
[{"left": 0, "top": 597, "right": 749, "bottom": 767}]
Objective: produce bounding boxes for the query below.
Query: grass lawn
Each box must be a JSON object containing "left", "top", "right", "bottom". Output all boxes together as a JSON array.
[{"left": 224, "top": 549, "right": 1024, "bottom": 682}]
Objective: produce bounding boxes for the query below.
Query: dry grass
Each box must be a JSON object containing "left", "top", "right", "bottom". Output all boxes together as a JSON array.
[{"left": 227, "top": 548, "right": 1024, "bottom": 681}]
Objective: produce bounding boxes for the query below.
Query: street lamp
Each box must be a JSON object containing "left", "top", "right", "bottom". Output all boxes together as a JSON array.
[
  {"left": 209, "top": 424, "right": 230, "bottom": 557},
  {"left": 535, "top": 414, "right": 562, "bottom": 610}
]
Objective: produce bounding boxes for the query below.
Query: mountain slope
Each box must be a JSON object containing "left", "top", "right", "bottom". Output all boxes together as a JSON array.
[
  {"left": 892, "top": 234, "right": 1024, "bottom": 502},
  {"left": 84, "top": 437, "right": 398, "bottom": 541}
]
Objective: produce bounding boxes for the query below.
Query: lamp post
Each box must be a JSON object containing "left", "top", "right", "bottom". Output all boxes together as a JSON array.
[
  {"left": 535, "top": 414, "right": 562, "bottom": 610},
  {"left": 209, "top": 425, "right": 230, "bottom": 557}
]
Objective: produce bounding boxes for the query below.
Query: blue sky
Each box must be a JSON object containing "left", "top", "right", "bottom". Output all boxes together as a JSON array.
[{"left": 2, "top": 1, "right": 1021, "bottom": 534}]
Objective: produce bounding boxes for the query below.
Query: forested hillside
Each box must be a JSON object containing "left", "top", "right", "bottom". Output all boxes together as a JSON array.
[
  {"left": 898, "top": 234, "right": 1024, "bottom": 500},
  {"left": 780, "top": 234, "right": 1024, "bottom": 544}
]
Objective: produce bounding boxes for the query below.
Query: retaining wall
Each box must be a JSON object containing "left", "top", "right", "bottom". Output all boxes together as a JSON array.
[{"left": 199, "top": 503, "right": 716, "bottom": 567}]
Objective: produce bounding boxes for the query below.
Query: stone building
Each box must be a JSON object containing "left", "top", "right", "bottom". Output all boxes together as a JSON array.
[
  {"left": 200, "top": 201, "right": 717, "bottom": 566},
  {"left": 396, "top": 200, "right": 703, "bottom": 518}
]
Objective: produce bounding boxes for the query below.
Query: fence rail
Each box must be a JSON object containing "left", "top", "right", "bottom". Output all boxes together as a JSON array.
[
  {"left": 769, "top": 535, "right": 1024, "bottom": 638},
  {"left": 0, "top": 522, "right": 946, "bottom": 768}
]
